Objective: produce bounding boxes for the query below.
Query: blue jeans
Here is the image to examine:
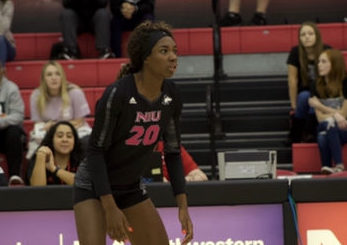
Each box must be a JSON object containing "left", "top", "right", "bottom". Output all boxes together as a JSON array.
[
  {"left": 295, "top": 90, "right": 314, "bottom": 119},
  {"left": 0, "top": 35, "right": 16, "bottom": 66},
  {"left": 317, "top": 121, "right": 347, "bottom": 167}
]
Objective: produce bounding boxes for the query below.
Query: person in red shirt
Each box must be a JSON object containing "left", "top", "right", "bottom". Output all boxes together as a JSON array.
[{"left": 156, "top": 141, "right": 208, "bottom": 182}]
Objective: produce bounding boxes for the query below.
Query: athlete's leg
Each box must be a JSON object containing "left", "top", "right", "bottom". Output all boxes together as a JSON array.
[
  {"left": 123, "top": 198, "right": 169, "bottom": 245},
  {"left": 74, "top": 199, "right": 107, "bottom": 245}
]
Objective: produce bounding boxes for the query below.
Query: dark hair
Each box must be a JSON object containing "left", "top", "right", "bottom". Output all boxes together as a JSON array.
[
  {"left": 298, "top": 21, "right": 324, "bottom": 87},
  {"left": 117, "top": 20, "right": 174, "bottom": 79},
  {"left": 39, "top": 121, "right": 83, "bottom": 168}
]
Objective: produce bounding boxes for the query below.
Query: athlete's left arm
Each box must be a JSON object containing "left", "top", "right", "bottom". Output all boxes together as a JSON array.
[
  {"left": 162, "top": 84, "right": 193, "bottom": 244},
  {"left": 162, "top": 84, "right": 185, "bottom": 196}
]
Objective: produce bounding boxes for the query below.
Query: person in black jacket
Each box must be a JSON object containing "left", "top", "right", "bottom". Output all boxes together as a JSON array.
[
  {"left": 110, "top": 0, "right": 154, "bottom": 57},
  {"left": 73, "top": 20, "right": 193, "bottom": 245},
  {"left": 60, "top": 0, "right": 114, "bottom": 59}
]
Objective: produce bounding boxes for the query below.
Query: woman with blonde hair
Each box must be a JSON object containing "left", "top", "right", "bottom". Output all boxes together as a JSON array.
[
  {"left": 27, "top": 61, "right": 91, "bottom": 159},
  {"left": 287, "top": 21, "right": 331, "bottom": 143},
  {"left": 309, "top": 49, "right": 347, "bottom": 174}
]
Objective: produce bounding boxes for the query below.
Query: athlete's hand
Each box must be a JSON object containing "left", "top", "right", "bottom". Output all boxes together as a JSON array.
[
  {"left": 101, "top": 195, "right": 133, "bottom": 242},
  {"left": 106, "top": 206, "right": 132, "bottom": 242},
  {"left": 179, "top": 207, "right": 193, "bottom": 245}
]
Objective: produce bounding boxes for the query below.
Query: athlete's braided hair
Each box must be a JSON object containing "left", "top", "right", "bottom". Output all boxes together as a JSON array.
[{"left": 117, "top": 20, "right": 173, "bottom": 79}]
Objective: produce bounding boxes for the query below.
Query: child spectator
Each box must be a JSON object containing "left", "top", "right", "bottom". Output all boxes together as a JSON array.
[
  {"left": 27, "top": 121, "right": 83, "bottom": 185},
  {"left": 220, "top": 0, "right": 270, "bottom": 26},
  {"left": 309, "top": 49, "right": 347, "bottom": 174},
  {"left": 26, "top": 61, "right": 91, "bottom": 159},
  {"left": 0, "top": 0, "right": 16, "bottom": 65},
  {"left": 60, "top": 0, "right": 114, "bottom": 59},
  {"left": 0, "top": 62, "right": 25, "bottom": 186},
  {"left": 109, "top": 0, "right": 154, "bottom": 57},
  {"left": 287, "top": 21, "right": 331, "bottom": 143}
]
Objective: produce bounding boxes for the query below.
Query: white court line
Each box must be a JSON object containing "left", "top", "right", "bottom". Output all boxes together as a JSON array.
[{"left": 59, "top": 233, "right": 63, "bottom": 245}]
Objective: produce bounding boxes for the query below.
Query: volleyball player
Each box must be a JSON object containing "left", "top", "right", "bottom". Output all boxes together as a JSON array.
[{"left": 73, "top": 20, "right": 193, "bottom": 245}]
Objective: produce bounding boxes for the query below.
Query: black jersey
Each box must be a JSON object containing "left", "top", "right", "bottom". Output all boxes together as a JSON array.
[{"left": 75, "top": 74, "right": 186, "bottom": 197}]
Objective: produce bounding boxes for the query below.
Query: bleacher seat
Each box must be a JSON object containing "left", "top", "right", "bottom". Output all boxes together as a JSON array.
[
  {"left": 20, "top": 89, "right": 31, "bottom": 118},
  {"left": 292, "top": 143, "right": 347, "bottom": 173},
  {"left": 239, "top": 25, "right": 293, "bottom": 53},
  {"left": 83, "top": 87, "right": 105, "bottom": 115},
  {"left": 6, "top": 58, "right": 129, "bottom": 88},
  {"left": 13, "top": 23, "right": 347, "bottom": 61}
]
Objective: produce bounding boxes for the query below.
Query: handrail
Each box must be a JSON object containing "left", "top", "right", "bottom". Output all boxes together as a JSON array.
[{"left": 208, "top": 0, "right": 225, "bottom": 179}]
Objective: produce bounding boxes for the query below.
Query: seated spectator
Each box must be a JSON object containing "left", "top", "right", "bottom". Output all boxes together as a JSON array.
[
  {"left": 220, "top": 0, "right": 270, "bottom": 26},
  {"left": 287, "top": 21, "right": 331, "bottom": 144},
  {"left": 26, "top": 61, "right": 91, "bottom": 159},
  {"left": 309, "top": 49, "right": 347, "bottom": 174},
  {"left": 0, "top": 0, "right": 16, "bottom": 65},
  {"left": 27, "top": 121, "right": 83, "bottom": 185},
  {"left": 156, "top": 141, "right": 208, "bottom": 182},
  {"left": 110, "top": 0, "right": 154, "bottom": 57},
  {"left": 0, "top": 62, "right": 25, "bottom": 186},
  {"left": 60, "top": 0, "right": 114, "bottom": 59}
]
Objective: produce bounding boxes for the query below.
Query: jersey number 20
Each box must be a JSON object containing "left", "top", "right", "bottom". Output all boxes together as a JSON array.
[{"left": 125, "top": 125, "right": 160, "bottom": 146}]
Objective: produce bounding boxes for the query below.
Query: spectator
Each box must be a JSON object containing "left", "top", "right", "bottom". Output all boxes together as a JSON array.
[
  {"left": 0, "top": 62, "right": 25, "bottom": 186},
  {"left": 0, "top": 0, "right": 16, "bottom": 65},
  {"left": 220, "top": 0, "right": 270, "bottom": 26},
  {"left": 109, "top": 0, "right": 154, "bottom": 57},
  {"left": 60, "top": 0, "right": 114, "bottom": 59},
  {"left": 309, "top": 49, "right": 347, "bottom": 174},
  {"left": 26, "top": 61, "right": 91, "bottom": 159},
  {"left": 287, "top": 21, "right": 331, "bottom": 143},
  {"left": 27, "top": 121, "right": 83, "bottom": 186},
  {"left": 156, "top": 141, "right": 208, "bottom": 182}
]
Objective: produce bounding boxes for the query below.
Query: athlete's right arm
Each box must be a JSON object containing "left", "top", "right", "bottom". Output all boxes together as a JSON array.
[{"left": 86, "top": 84, "right": 120, "bottom": 196}]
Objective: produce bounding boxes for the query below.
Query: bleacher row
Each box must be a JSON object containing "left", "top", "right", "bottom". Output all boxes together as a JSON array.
[
  {"left": 3, "top": 22, "right": 347, "bottom": 178},
  {"left": 13, "top": 23, "right": 347, "bottom": 61}
]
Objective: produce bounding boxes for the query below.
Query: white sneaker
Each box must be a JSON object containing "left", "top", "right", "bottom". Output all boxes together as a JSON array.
[
  {"left": 332, "top": 164, "right": 345, "bottom": 173},
  {"left": 321, "top": 166, "right": 334, "bottom": 174},
  {"left": 9, "top": 175, "right": 24, "bottom": 186}
]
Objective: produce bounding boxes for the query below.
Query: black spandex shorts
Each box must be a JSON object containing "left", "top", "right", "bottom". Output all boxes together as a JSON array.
[{"left": 73, "top": 182, "right": 149, "bottom": 209}]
